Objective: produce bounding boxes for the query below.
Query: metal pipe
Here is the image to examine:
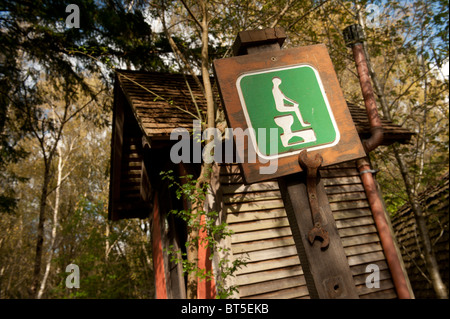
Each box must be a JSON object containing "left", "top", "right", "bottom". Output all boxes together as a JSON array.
[
  {"left": 353, "top": 42, "right": 384, "bottom": 153},
  {"left": 344, "top": 24, "right": 412, "bottom": 299},
  {"left": 343, "top": 24, "right": 384, "bottom": 153},
  {"left": 357, "top": 158, "right": 412, "bottom": 299}
]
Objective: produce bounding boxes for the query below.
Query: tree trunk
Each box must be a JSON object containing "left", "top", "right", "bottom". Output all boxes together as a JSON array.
[
  {"left": 160, "top": 0, "right": 216, "bottom": 299},
  {"left": 186, "top": 209, "right": 199, "bottom": 299},
  {"left": 36, "top": 147, "right": 63, "bottom": 299},
  {"left": 31, "top": 164, "right": 51, "bottom": 298},
  {"left": 105, "top": 220, "right": 111, "bottom": 261},
  {"left": 185, "top": 0, "right": 216, "bottom": 299}
]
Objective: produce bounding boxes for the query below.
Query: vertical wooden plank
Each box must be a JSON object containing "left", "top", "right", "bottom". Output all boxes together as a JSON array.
[
  {"left": 278, "top": 173, "right": 359, "bottom": 299},
  {"left": 151, "top": 194, "right": 168, "bottom": 299},
  {"left": 109, "top": 85, "right": 125, "bottom": 221},
  {"left": 197, "top": 213, "right": 216, "bottom": 299},
  {"left": 166, "top": 213, "right": 187, "bottom": 299}
]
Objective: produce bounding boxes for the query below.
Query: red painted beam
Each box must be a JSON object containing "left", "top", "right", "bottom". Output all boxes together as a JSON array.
[
  {"left": 178, "top": 163, "right": 216, "bottom": 299},
  {"left": 197, "top": 213, "right": 216, "bottom": 299},
  {"left": 151, "top": 194, "right": 168, "bottom": 299}
]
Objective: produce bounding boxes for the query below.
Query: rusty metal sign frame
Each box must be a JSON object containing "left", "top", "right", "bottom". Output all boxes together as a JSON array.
[{"left": 214, "top": 44, "right": 366, "bottom": 184}]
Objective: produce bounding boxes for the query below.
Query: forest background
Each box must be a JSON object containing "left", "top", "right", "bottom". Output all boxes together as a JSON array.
[{"left": 0, "top": 0, "right": 448, "bottom": 299}]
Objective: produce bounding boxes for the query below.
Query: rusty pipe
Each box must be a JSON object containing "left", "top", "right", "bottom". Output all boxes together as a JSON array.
[
  {"left": 343, "top": 24, "right": 383, "bottom": 153},
  {"left": 352, "top": 43, "right": 384, "bottom": 153},
  {"left": 344, "top": 24, "right": 412, "bottom": 299},
  {"left": 357, "top": 158, "right": 412, "bottom": 299}
]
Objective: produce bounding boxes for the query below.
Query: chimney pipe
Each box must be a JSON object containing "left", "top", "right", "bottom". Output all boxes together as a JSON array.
[
  {"left": 343, "top": 24, "right": 383, "bottom": 153},
  {"left": 343, "top": 24, "right": 412, "bottom": 299}
]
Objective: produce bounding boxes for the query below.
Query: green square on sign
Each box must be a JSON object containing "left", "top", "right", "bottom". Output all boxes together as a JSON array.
[{"left": 236, "top": 64, "right": 340, "bottom": 160}]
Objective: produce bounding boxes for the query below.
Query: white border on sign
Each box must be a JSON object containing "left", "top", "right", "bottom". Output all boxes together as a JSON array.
[{"left": 236, "top": 64, "right": 341, "bottom": 161}]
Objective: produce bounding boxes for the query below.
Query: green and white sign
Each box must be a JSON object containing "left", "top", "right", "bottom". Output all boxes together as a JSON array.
[{"left": 236, "top": 64, "right": 340, "bottom": 160}]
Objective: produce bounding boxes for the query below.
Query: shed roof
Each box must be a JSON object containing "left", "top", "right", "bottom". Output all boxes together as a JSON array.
[{"left": 115, "top": 69, "right": 414, "bottom": 144}]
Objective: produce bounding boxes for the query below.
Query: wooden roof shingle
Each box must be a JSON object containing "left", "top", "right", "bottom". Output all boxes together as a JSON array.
[{"left": 115, "top": 70, "right": 414, "bottom": 145}]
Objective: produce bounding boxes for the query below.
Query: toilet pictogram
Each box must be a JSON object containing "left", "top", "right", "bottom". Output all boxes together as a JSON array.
[
  {"left": 236, "top": 64, "right": 340, "bottom": 160},
  {"left": 271, "top": 77, "right": 316, "bottom": 147}
]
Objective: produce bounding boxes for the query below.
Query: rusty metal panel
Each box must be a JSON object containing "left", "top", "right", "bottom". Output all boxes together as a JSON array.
[{"left": 214, "top": 44, "right": 366, "bottom": 184}]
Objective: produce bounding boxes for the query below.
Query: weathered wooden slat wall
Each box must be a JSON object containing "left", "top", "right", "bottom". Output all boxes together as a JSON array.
[
  {"left": 120, "top": 137, "right": 143, "bottom": 200},
  {"left": 391, "top": 172, "right": 448, "bottom": 298},
  {"left": 220, "top": 161, "right": 398, "bottom": 299},
  {"left": 109, "top": 89, "right": 152, "bottom": 220},
  {"left": 220, "top": 164, "right": 309, "bottom": 299}
]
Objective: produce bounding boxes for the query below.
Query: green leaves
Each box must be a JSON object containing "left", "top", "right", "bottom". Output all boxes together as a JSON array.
[{"left": 161, "top": 169, "right": 247, "bottom": 299}]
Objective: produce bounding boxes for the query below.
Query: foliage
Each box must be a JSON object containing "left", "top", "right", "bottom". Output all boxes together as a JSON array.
[
  {"left": 0, "top": 73, "right": 154, "bottom": 298},
  {"left": 357, "top": 0, "right": 449, "bottom": 215},
  {"left": 161, "top": 170, "right": 248, "bottom": 299},
  {"left": 0, "top": 0, "right": 448, "bottom": 299},
  {"left": 50, "top": 197, "right": 154, "bottom": 299},
  {"left": 0, "top": 0, "right": 165, "bottom": 214}
]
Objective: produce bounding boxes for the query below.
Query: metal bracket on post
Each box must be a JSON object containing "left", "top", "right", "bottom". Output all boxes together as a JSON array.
[{"left": 298, "top": 150, "right": 329, "bottom": 249}]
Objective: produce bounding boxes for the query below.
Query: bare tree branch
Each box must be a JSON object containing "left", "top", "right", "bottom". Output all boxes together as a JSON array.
[
  {"left": 287, "top": 0, "right": 329, "bottom": 30},
  {"left": 269, "top": 0, "right": 296, "bottom": 28},
  {"left": 180, "top": 0, "right": 203, "bottom": 30}
]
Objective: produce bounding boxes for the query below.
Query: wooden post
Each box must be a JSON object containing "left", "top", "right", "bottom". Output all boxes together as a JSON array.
[
  {"left": 151, "top": 194, "right": 168, "bottom": 299},
  {"left": 278, "top": 174, "right": 358, "bottom": 298},
  {"left": 231, "top": 28, "right": 359, "bottom": 299}
]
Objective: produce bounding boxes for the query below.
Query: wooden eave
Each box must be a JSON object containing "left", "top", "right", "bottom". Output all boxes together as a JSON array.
[
  {"left": 347, "top": 102, "right": 414, "bottom": 146},
  {"left": 114, "top": 70, "right": 414, "bottom": 145}
]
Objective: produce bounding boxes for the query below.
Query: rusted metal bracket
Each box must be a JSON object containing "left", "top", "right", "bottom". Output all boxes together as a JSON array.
[{"left": 298, "top": 150, "right": 329, "bottom": 249}]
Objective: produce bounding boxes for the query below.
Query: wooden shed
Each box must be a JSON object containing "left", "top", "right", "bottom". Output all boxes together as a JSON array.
[
  {"left": 391, "top": 171, "right": 449, "bottom": 298},
  {"left": 108, "top": 67, "right": 415, "bottom": 299}
]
